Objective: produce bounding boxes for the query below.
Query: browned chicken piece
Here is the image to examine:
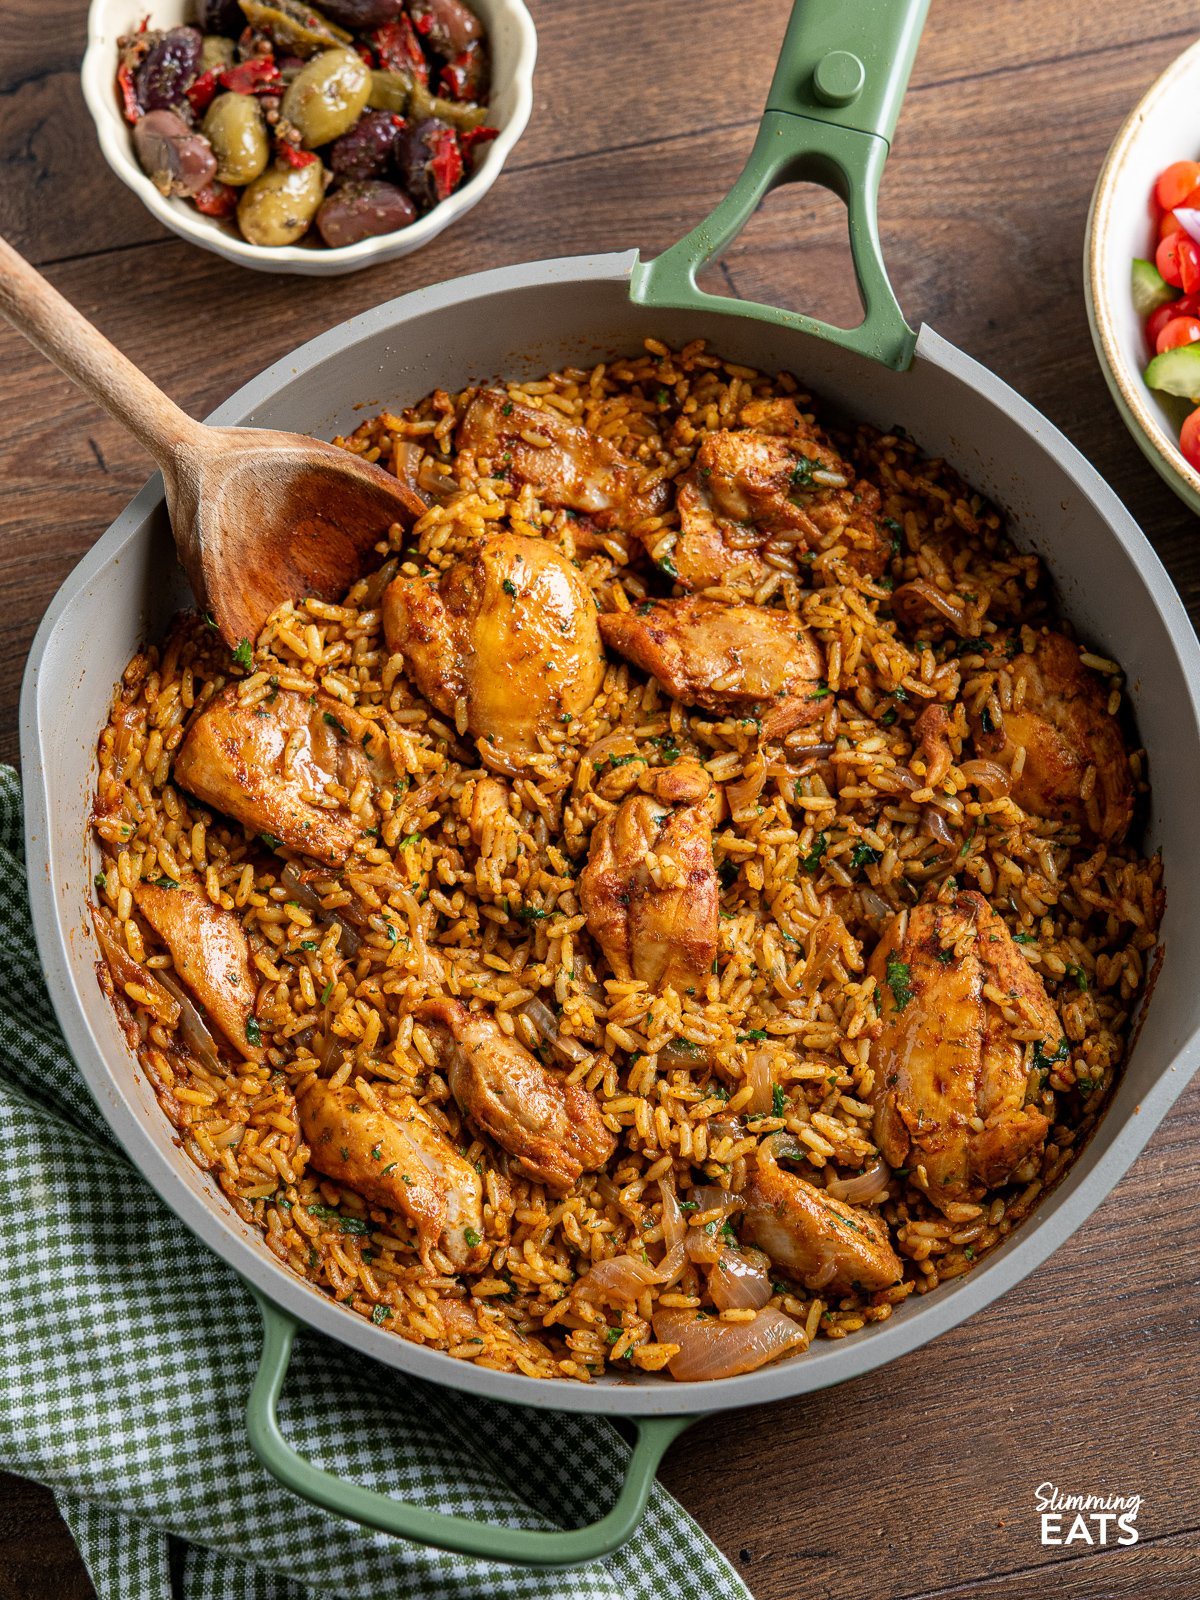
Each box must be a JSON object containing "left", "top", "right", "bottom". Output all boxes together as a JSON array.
[
  {"left": 419, "top": 998, "right": 616, "bottom": 1193},
  {"left": 580, "top": 761, "right": 718, "bottom": 993},
  {"left": 866, "top": 891, "right": 1063, "bottom": 1214},
  {"left": 298, "top": 1080, "right": 488, "bottom": 1272},
  {"left": 737, "top": 397, "right": 820, "bottom": 438},
  {"left": 666, "top": 425, "right": 889, "bottom": 591},
  {"left": 969, "top": 630, "right": 1133, "bottom": 842},
  {"left": 598, "top": 598, "right": 827, "bottom": 738},
  {"left": 913, "top": 702, "right": 955, "bottom": 789},
  {"left": 455, "top": 389, "right": 668, "bottom": 527},
  {"left": 742, "top": 1144, "right": 902, "bottom": 1294},
  {"left": 175, "top": 686, "right": 393, "bottom": 867},
  {"left": 134, "top": 879, "right": 263, "bottom": 1062},
  {"left": 382, "top": 533, "right": 606, "bottom": 775}
]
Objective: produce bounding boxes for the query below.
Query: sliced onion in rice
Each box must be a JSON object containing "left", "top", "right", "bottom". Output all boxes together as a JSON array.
[
  {"left": 652, "top": 1306, "right": 807, "bottom": 1381},
  {"left": 155, "top": 969, "right": 224, "bottom": 1075},
  {"left": 707, "top": 1116, "right": 746, "bottom": 1143},
  {"left": 358, "top": 555, "right": 400, "bottom": 609},
  {"left": 708, "top": 1249, "right": 772, "bottom": 1312},
  {"left": 686, "top": 1229, "right": 723, "bottom": 1265},
  {"left": 584, "top": 730, "right": 639, "bottom": 769},
  {"left": 573, "top": 1180, "right": 687, "bottom": 1306},
  {"left": 745, "top": 1048, "right": 774, "bottom": 1116},
  {"left": 726, "top": 761, "right": 766, "bottom": 814},
  {"left": 861, "top": 887, "right": 892, "bottom": 920},
  {"left": 657, "top": 1037, "right": 713, "bottom": 1070},
  {"left": 959, "top": 758, "right": 1011, "bottom": 797},
  {"left": 922, "top": 805, "right": 956, "bottom": 848},
  {"left": 281, "top": 864, "right": 362, "bottom": 958},
  {"left": 825, "top": 1158, "right": 891, "bottom": 1205},
  {"left": 689, "top": 1186, "right": 745, "bottom": 1219},
  {"left": 892, "top": 578, "right": 973, "bottom": 636},
  {"left": 659, "top": 1177, "right": 687, "bottom": 1254},
  {"left": 517, "top": 997, "right": 595, "bottom": 1067}
]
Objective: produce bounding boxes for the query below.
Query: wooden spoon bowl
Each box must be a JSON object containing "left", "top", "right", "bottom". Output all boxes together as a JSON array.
[{"left": 0, "top": 233, "right": 423, "bottom": 648}]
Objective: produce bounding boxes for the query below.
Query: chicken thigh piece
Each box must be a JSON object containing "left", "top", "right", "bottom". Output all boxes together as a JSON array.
[
  {"left": 867, "top": 891, "right": 1062, "bottom": 1212},
  {"left": 455, "top": 389, "right": 668, "bottom": 527},
  {"left": 382, "top": 533, "right": 606, "bottom": 775},
  {"left": 174, "top": 686, "right": 392, "bottom": 867},
  {"left": 742, "top": 1144, "right": 902, "bottom": 1294},
  {"left": 598, "top": 598, "right": 827, "bottom": 738},
  {"left": 969, "top": 630, "right": 1134, "bottom": 842},
  {"left": 134, "top": 879, "right": 263, "bottom": 1062},
  {"left": 580, "top": 761, "right": 719, "bottom": 994},
  {"left": 666, "top": 420, "right": 890, "bottom": 591},
  {"left": 298, "top": 1080, "right": 488, "bottom": 1272},
  {"left": 419, "top": 998, "right": 615, "bottom": 1193}
]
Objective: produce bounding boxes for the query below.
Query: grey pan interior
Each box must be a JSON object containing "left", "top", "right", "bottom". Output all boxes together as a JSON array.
[{"left": 21, "top": 251, "right": 1200, "bottom": 1420}]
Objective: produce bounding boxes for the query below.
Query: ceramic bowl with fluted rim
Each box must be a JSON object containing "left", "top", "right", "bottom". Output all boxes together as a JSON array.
[
  {"left": 1086, "top": 35, "right": 1200, "bottom": 516},
  {"left": 81, "top": 0, "right": 536, "bottom": 275}
]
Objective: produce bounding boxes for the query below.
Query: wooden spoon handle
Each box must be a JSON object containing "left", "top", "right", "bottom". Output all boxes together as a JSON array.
[{"left": 0, "top": 232, "right": 203, "bottom": 467}]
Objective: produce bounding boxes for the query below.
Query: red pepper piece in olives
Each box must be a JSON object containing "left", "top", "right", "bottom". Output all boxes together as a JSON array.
[
  {"left": 393, "top": 116, "right": 462, "bottom": 209},
  {"left": 316, "top": 177, "right": 417, "bottom": 245}
]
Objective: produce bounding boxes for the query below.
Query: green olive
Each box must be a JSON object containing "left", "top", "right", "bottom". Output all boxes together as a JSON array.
[
  {"left": 237, "top": 0, "right": 352, "bottom": 58},
  {"left": 280, "top": 48, "right": 371, "bottom": 149},
  {"left": 199, "top": 33, "right": 235, "bottom": 71},
  {"left": 237, "top": 159, "right": 326, "bottom": 246},
  {"left": 203, "top": 92, "right": 269, "bottom": 186},
  {"left": 366, "top": 68, "right": 411, "bottom": 114}
]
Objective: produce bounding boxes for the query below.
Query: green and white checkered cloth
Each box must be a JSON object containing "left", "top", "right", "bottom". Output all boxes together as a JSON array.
[{"left": 0, "top": 767, "right": 749, "bottom": 1600}]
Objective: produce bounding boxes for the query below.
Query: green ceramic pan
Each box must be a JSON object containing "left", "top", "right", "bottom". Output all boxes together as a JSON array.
[{"left": 22, "top": 0, "right": 1200, "bottom": 1570}]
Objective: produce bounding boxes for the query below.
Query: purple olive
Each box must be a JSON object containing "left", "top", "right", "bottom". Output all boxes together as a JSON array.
[
  {"left": 438, "top": 40, "right": 487, "bottom": 102},
  {"left": 195, "top": 0, "right": 245, "bottom": 37},
  {"left": 135, "top": 26, "right": 204, "bottom": 112},
  {"left": 316, "top": 0, "right": 405, "bottom": 27},
  {"left": 393, "top": 115, "right": 460, "bottom": 209},
  {"left": 329, "top": 109, "right": 402, "bottom": 180},
  {"left": 316, "top": 179, "right": 417, "bottom": 245},
  {"left": 133, "top": 109, "right": 217, "bottom": 196},
  {"left": 409, "top": 0, "right": 481, "bottom": 57}
]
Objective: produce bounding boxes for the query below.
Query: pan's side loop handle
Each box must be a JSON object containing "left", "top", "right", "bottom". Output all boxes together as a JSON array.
[
  {"left": 630, "top": 0, "right": 930, "bottom": 370},
  {"left": 243, "top": 1289, "right": 697, "bottom": 1569}
]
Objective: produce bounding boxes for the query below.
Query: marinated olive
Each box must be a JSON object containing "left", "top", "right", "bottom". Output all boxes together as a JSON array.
[
  {"left": 329, "top": 108, "right": 401, "bottom": 180},
  {"left": 280, "top": 47, "right": 371, "bottom": 147},
  {"left": 195, "top": 0, "right": 244, "bottom": 38},
  {"left": 203, "top": 91, "right": 269, "bottom": 185},
  {"left": 366, "top": 67, "right": 412, "bottom": 113},
  {"left": 394, "top": 115, "right": 461, "bottom": 209},
  {"left": 237, "top": 158, "right": 326, "bottom": 243},
  {"left": 409, "top": 0, "right": 481, "bottom": 56},
  {"left": 135, "top": 26, "right": 204, "bottom": 112},
  {"left": 408, "top": 78, "right": 486, "bottom": 132},
  {"left": 316, "top": 0, "right": 404, "bottom": 29},
  {"left": 134, "top": 109, "right": 217, "bottom": 196},
  {"left": 237, "top": 0, "right": 351, "bottom": 57},
  {"left": 200, "top": 32, "right": 236, "bottom": 70},
  {"left": 316, "top": 178, "right": 416, "bottom": 245}
]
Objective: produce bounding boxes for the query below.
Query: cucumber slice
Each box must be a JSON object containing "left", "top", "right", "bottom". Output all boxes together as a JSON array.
[
  {"left": 1132, "top": 257, "right": 1180, "bottom": 319},
  {"left": 1145, "top": 342, "right": 1200, "bottom": 401}
]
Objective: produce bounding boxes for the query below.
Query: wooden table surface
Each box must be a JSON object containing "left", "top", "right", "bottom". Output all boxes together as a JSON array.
[{"left": 2, "top": 0, "right": 1200, "bottom": 1595}]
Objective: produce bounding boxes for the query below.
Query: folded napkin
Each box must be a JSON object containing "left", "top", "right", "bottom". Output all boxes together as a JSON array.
[{"left": 0, "top": 768, "right": 748, "bottom": 1600}]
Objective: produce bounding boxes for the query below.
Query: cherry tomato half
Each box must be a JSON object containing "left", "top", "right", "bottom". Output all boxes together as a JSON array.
[
  {"left": 1156, "top": 161, "right": 1200, "bottom": 211},
  {"left": 1157, "top": 232, "right": 1187, "bottom": 286},
  {"left": 1181, "top": 237, "right": 1200, "bottom": 295},
  {"left": 1181, "top": 407, "right": 1200, "bottom": 473},
  {"left": 1161, "top": 210, "right": 1187, "bottom": 241},
  {"left": 1156, "top": 316, "right": 1200, "bottom": 354},
  {"left": 1147, "top": 302, "right": 1182, "bottom": 347}
]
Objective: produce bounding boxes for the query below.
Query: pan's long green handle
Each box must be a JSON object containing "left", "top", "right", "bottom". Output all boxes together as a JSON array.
[
  {"left": 630, "top": 0, "right": 930, "bottom": 369},
  {"left": 244, "top": 1290, "right": 696, "bottom": 1568}
]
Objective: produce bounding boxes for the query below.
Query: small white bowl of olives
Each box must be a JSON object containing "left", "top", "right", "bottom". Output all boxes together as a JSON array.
[{"left": 82, "top": 0, "right": 536, "bottom": 273}]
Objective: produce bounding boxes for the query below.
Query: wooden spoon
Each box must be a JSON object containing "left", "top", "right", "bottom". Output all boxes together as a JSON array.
[{"left": 0, "top": 233, "right": 425, "bottom": 649}]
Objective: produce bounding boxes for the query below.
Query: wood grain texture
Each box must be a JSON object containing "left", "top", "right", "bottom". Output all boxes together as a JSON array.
[{"left": 2, "top": 0, "right": 1199, "bottom": 1594}]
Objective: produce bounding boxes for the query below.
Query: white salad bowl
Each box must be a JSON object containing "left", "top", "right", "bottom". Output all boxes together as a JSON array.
[
  {"left": 1086, "top": 35, "right": 1200, "bottom": 516},
  {"left": 81, "top": 0, "right": 537, "bottom": 275}
]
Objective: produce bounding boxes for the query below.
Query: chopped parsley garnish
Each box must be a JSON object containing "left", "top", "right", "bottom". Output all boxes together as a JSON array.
[
  {"left": 245, "top": 1015, "right": 262, "bottom": 1046},
  {"left": 203, "top": 611, "right": 217, "bottom": 630},
  {"left": 464, "top": 1228, "right": 482, "bottom": 1248},
  {"left": 399, "top": 832, "right": 422, "bottom": 850},
  {"left": 656, "top": 551, "right": 678, "bottom": 579},
  {"left": 153, "top": 876, "right": 179, "bottom": 889},
  {"left": 306, "top": 1203, "right": 370, "bottom": 1235},
  {"left": 1031, "top": 1036, "right": 1070, "bottom": 1074},
  {"left": 514, "top": 905, "right": 550, "bottom": 923},
  {"left": 880, "top": 706, "right": 898, "bottom": 727},
  {"left": 501, "top": 401, "right": 513, "bottom": 416},
  {"left": 883, "top": 516, "right": 903, "bottom": 554},
  {"left": 849, "top": 842, "right": 881, "bottom": 869},
  {"left": 885, "top": 958, "right": 914, "bottom": 1010},
  {"left": 94, "top": 872, "right": 107, "bottom": 893},
  {"left": 935, "top": 946, "right": 954, "bottom": 963},
  {"left": 807, "top": 680, "right": 832, "bottom": 701},
  {"left": 772, "top": 1083, "right": 786, "bottom": 1118},
  {"left": 1012, "top": 932, "right": 1036, "bottom": 944},
  {"left": 320, "top": 978, "right": 334, "bottom": 1004},
  {"left": 738, "top": 1028, "right": 767, "bottom": 1043},
  {"left": 790, "top": 455, "right": 817, "bottom": 490},
  {"left": 605, "top": 1326, "right": 623, "bottom": 1344},
  {"left": 502, "top": 578, "right": 517, "bottom": 597},
  {"left": 322, "top": 711, "right": 350, "bottom": 738},
  {"left": 1065, "top": 964, "right": 1090, "bottom": 992},
  {"left": 718, "top": 859, "right": 740, "bottom": 890},
  {"left": 381, "top": 1162, "right": 397, "bottom": 1176},
  {"left": 605, "top": 752, "right": 639, "bottom": 769},
  {"left": 801, "top": 832, "right": 828, "bottom": 873},
  {"left": 232, "top": 638, "right": 254, "bottom": 672},
  {"left": 372, "top": 1304, "right": 392, "bottom": 1324},
  {"left": 260, "top": 833, "right": 281, "bottom": 850},
  {"left": 980, "top": 705, "right": 996, "bottom": 734}
]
